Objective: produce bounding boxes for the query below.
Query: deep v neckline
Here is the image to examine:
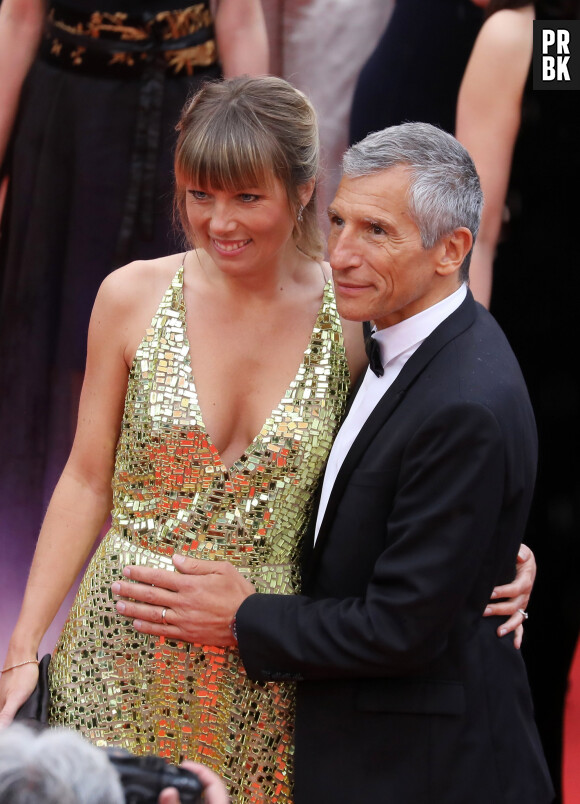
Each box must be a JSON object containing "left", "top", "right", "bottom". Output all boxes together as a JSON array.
[{"left": 178, "top": 263, "right": 332, "bottom": 475}]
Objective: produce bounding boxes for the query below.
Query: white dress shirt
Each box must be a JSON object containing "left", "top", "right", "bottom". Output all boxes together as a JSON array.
[{"left": 314, "top": 283, "right": 468, "bottom": 542}]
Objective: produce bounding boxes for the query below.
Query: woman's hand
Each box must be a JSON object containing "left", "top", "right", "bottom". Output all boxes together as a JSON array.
[
  {"left": 485, "top": 543, "right": 536, "bottom": 648},
  {"left": 158, "top": 760, "right": 230, "bottom": 804},
  {"left": 0, "top": 661, "right": 39, "bottom": 729}
]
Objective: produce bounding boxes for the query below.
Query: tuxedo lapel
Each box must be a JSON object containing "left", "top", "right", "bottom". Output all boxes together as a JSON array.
[{"left": 309, "top": 292, "right": 477, "bottom": 566}]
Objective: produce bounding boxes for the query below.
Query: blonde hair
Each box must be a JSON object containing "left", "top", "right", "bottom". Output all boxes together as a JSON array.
[{"left": 174, "top": 75, "right": 324, "bottom": 260}]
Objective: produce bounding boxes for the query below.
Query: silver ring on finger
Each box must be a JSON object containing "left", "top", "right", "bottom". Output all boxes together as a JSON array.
[
  {"left": 517, "top": 608, "right": 529, "bottom": 620},
  {"left": 161, "top": 608, "right": 168, "bottom": 625}
]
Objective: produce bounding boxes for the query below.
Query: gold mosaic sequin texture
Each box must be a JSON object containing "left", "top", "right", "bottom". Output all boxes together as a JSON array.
[{"left": 49, "top": 263, "right": 350, "bottom": 803}]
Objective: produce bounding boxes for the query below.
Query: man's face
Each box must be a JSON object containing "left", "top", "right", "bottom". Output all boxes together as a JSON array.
[{"left": 328, "top": 166, "right": 457, "bottom": 329}]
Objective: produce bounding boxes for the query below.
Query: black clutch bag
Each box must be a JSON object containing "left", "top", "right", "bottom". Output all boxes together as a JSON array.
[{"left": 13, "top": 653, "right": 51, "bottom": 724}]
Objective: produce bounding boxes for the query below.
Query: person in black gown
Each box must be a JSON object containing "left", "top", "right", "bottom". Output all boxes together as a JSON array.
[{"left": 348, "top": 0, "right": 484, "bottom": 144}]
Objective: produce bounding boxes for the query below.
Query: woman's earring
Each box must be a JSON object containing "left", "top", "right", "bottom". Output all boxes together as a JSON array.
[{"left": 297, "top": 204, "right": 304, "bottom": 223}]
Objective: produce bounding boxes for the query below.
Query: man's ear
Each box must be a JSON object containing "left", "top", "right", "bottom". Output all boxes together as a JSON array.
[
  {"left": 298, "top": 178, "right": 316, "bottom": 208},
  {"left": 436, "top": 227, "right": 473, "bottom": 276}
]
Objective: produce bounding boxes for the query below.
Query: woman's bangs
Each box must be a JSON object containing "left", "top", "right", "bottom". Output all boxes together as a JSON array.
[{"left": 180, "top": 125, "right": 277, "bottom": 192}]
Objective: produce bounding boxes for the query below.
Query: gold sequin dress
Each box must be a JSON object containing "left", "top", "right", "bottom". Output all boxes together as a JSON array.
[{"left": 49, "top": 263, "right": 350, "bottom": 803}]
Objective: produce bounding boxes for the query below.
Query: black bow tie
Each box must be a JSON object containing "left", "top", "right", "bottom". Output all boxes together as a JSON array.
[{"left": 363, "top": 321, "right": 384, "bottom": 377}]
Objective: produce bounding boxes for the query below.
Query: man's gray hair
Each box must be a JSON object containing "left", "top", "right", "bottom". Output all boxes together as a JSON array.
[
  {"left": 343, "top": 122, "right": 483, "bottom": 280},
  {"left": 0, "top": 724, "right": 124, "bottom": 804}
]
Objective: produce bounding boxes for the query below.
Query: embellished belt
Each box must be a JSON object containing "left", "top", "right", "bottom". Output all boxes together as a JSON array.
[
  {"left": 41, "top": 2, "right": 219, "bottom": 78},
  {"left": 39, "top": 3, "right": 221, "bottom": 266}
]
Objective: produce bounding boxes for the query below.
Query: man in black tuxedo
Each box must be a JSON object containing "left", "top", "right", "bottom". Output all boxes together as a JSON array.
[{"left": 117, "top": 123, "right": 553, "bottom": 803}]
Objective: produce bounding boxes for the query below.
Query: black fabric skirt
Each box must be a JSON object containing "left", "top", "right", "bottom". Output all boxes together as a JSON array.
[{"left": 0, "top": 53, "right": 220, "bottom": 540}]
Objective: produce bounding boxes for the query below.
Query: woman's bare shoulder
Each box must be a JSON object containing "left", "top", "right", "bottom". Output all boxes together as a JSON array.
[
  {"left": 477, "top": 6, "right": 534, "bottom": 56},
  {"left": 99, "top": 254, "right": 185, "bottom": 305},
  {"left": 94, "top": 253, "right": 187, "bottom": 362}
]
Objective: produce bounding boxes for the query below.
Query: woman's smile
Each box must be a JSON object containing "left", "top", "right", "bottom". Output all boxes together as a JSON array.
[{"left": 211, "top": 237, "right": 252, "bottom": 255}]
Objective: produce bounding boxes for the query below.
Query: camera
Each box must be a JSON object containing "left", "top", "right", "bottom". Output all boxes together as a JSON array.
[{"left": 106, "top": 747, "right": 203, "bottom": 804}]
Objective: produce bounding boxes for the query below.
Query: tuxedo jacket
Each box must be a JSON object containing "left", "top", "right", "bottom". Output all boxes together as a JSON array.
[{"left": 237, "top": 292, "right": 554, "bottom": 804}]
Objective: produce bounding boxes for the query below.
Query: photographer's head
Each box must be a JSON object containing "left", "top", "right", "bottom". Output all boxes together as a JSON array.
[
  {"left": 0, "top": 724, "right": 124, "bottom": 804},
  {"left": 0, "top": 725, "right": 229, "bottom": 804}
]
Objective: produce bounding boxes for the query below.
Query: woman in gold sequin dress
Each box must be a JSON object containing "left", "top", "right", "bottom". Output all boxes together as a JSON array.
[{"left": 0, "top": 76, "right": 367, "bottom": 802}]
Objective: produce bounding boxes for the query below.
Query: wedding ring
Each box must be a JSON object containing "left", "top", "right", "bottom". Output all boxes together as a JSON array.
[
  {"left": 161, "top": 608, "right": 167, "bottom": 625},
  {"left": 518, "top": 608, "right": 529, "bottom": 620}
]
